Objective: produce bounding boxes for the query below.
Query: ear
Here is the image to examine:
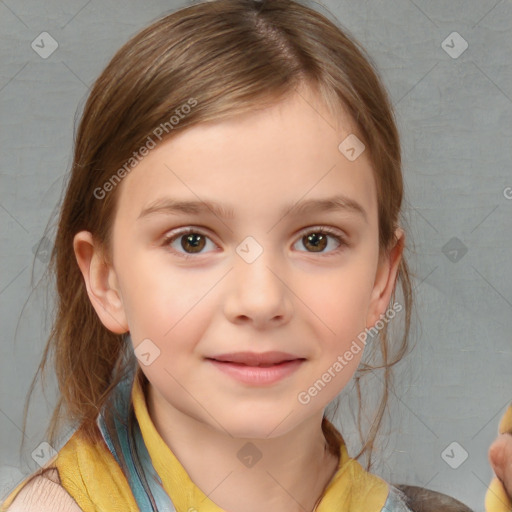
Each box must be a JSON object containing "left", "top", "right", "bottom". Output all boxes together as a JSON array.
[
  {"left": 73, "top": 231, "right": 129, "bottom": 334},
  {"left": 366, "top": 227, "right": 405, "bottom": 329}
]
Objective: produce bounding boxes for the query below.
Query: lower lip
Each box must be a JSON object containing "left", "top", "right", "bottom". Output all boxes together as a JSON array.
[{"left": 207, "top": 359, "right": 304, "bottom": 385}]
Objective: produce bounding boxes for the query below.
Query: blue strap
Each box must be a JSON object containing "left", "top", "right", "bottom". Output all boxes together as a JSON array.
[{"left": 96, "top": 367, "right": 176, "bottom": 511}]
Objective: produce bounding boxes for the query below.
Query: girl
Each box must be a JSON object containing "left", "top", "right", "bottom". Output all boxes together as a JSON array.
[{"left": 1, "top": 0, "right": 497, "bottom": 510}]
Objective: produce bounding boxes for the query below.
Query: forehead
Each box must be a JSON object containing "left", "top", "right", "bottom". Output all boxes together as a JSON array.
[{"left": 113, "top": 88, "right": 378, "bottom": 229}]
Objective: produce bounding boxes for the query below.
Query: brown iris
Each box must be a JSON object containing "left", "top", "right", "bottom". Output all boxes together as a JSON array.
[
  {"left": 181, "top": 233, "right": 206, "bottom": 253},
  {"left": 303, "top": 232, "right": 327, "bottom": 252}
]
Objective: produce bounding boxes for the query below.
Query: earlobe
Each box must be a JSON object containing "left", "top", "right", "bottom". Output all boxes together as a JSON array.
[
  {"left": 366, "top": 228, "right": 405, "bottom": 329},
  {"left": 73, "top": 231, "right": 129, "bottom": 334}
]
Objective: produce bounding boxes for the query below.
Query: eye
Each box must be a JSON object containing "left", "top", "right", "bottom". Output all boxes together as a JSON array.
[
  {"left": 293, "top": 227, "right": 348, "bottom": 255},
  {"left": 162, "top": 228, "right": 217, "bottom": 259}
]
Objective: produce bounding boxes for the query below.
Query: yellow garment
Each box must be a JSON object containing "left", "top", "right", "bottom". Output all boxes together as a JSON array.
[
  {"left": 1, "top": 375, "right": 390, "bottom": 512},
  {"left": 485, "top": 404, "right": 512, "bottom": 512}
]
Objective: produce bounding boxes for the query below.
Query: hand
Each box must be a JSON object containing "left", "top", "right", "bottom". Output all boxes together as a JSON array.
[{"left": 489, "top": 433, "right": 512, "bottom": 500}]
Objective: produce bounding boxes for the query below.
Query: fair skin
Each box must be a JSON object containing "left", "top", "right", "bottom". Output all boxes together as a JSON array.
[
  {"left": 489, "top": 434, "right": 512, "bottom": 499},
  {"left": 73, "top": 86, "right": 404, "bottom": 512}
]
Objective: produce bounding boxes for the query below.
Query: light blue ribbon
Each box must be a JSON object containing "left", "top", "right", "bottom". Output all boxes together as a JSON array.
[{"left": 96, "top": 366, "right": 176, "bottom": 511}]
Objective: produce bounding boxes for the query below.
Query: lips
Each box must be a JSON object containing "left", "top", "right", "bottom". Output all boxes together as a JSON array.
[
  {"left": 206, "top": 351, "right": 304, "bottom": 367},
  {"left": 206, "top": 352, "right": 305, "bottom": 386}
]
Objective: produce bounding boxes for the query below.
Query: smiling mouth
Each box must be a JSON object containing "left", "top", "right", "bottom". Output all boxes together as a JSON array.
[
  {"left": 206, "top": 350, "right": 305, "bottom": 367},
  {"left": 205, "top": 355, "right": 306, "bottom": 386},
  {"left": 207, "top": 359, "right": 304, "bottom": 367}
]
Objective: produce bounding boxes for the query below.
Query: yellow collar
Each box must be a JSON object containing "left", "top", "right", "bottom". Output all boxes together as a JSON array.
[{"left": 132, "top": 375, "right": 390, "bottom": 511}]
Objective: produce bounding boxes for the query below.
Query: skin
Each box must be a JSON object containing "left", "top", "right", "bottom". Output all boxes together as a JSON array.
[
  {"left": 73, "top": 85, "right": 405, "bottom": 512},
  {"left": 489, "top": 434, "right": 512, "bottom": 499}
]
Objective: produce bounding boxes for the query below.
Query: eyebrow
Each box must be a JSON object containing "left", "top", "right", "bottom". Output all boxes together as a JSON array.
[{"left": 137, "top": 194, "right": 368, "bottom": 224}]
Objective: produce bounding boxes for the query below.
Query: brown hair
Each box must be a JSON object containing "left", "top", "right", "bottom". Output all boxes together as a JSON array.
[{"left": 20, "top": 0, "right": 416, "bottom": 472}]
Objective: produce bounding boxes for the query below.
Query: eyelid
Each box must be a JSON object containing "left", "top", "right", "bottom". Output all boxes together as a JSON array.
[{"left": 296, "top": 225, "right": 348, "bottom": 241}]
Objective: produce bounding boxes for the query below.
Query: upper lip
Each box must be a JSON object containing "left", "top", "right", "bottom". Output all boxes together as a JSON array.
[{"left": 207, "top": 351, "right": 304, "bottom": 366}]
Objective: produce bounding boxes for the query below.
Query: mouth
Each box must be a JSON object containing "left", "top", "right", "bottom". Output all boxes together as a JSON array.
[
  {"left": 207, "top": 350, "right": 304, "bottom": 366},
  {"left": 207, "top": 359, "right": 304, "bottom": 367},
  {"left": 205, "top": 352, "right": 306, "bottom": 386},
  {"left": 206, "top": 351, "right": 305, "bottom": 366}
]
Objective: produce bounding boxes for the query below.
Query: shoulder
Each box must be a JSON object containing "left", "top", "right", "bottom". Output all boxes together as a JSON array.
[
  {"left": 2, "top": 468, "right": 83, "bottom": 512},
  {"left": 393, "top": 484, "right": 474, "bottom": 512}
]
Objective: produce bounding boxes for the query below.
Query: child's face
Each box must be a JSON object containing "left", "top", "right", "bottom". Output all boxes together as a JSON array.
[{"left": 83, "top": 87, "right": 403, "bottom": 439}]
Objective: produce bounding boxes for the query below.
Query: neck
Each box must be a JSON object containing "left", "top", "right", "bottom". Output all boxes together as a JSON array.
[{"left": 146, "top": 385, "right": 340, "bottom": 512}]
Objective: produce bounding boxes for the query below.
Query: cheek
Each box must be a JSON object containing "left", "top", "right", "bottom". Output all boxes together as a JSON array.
[
  {"left": 118, "top": 247, "right": 193, "bottom": 318},
  {"left": 121, "top": 270, "right": 217, "bottom": 365},
  {"left": 295, "top": 257, "right": 375, "bottom": 342}
]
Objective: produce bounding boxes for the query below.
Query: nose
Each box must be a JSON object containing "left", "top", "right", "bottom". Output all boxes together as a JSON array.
[{"left": 223, "top": 248, "right": 293, "bottom": 329}]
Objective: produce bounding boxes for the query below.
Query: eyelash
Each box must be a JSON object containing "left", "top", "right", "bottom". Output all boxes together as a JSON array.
[{"left": 161, "top": 226, "right": 349, "bottom": 260}]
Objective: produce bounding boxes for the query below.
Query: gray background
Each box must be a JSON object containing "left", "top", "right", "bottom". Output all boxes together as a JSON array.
[{"left": 1, "top": 0, "right": 511, "bottom": 510}]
